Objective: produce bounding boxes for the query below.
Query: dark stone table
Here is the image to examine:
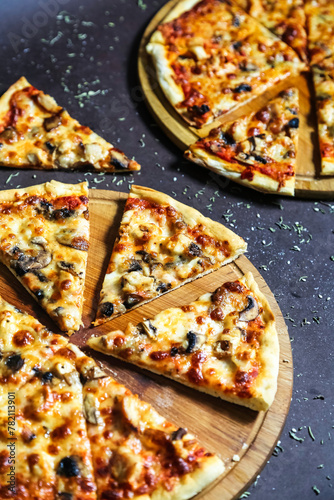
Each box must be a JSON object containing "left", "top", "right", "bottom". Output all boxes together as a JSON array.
[{"left": 0, "top": 1, "right": 333, "bottom": 498}]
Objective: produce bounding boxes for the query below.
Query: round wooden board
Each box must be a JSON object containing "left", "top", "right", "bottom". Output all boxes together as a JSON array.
[
  {"left": 138, "top": 0, "right": 334, "bottom": 199},
  {"left": 0, "top": 189, "right": 293, "bottom": 500}
]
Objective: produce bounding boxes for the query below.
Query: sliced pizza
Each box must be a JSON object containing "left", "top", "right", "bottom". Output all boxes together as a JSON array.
[
  {"left": 0, "top": 77, "right": 140, "bottom": 172},
  {"left": 146, "top": 0, "right": 305, "bottom": 127},
  {"left": 89, "top": 272, "right": 279, "bottom": 411},
  {"left": 94, "top": 185, "right": 247, "bottom": 325},
  {"left": 0, "top": 344, "right": 99, "bottom": 499},
  {"left": 83, "top": 374, "right": 224, "bottom": 499},
  {"left": 0, "top": 294, "right": 67, "bottom": 394},
  {"left": 234, "top": 0, "right": 307, "bottom": 63},
  {"left": 185, "top": 88, "right": 299, "bottom": 195},
  {"left": 0, "top": 181, "right": 90, "bottom": 334},
  {"left": 305, "top": 0, "right": 334, "bottom": 65},
  {"left": 312, "top": 55, "right": 334, "bottom": 174}
]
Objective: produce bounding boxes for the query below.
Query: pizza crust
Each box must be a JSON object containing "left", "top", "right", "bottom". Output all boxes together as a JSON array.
[
  {"left": 0, "top": 180, "right": 88, "bottom": 202},
  {"left": 186, "top": 148, "right": 295, "bottom": 196}
]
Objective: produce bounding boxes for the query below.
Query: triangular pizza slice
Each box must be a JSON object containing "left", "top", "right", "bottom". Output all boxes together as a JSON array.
[
  {"left": 234, "top": 0, "right": 307, "bottom": 62},
  {"left": 94, "top": 185, "right": 247, "bottom": 325},
  {"left": 82, "top": 374, "right": 224, "bottom": 499},
  {"left": 0, "top": 77, "right": 140, "bottom": 172},
  {"left": 0, "top": 181, "right": 90, "bottom": 334},
  {"left": 89, "top": 272, "right": 279, "bottom": 411},
  {"left": 312, "top": 55, "right": 334, "bottom": 174},
  {"left": 0, "top": 344, "right": 100, "bottom": 499},
  {"left": 146, "top": 0, "right": 305, "bottom": 127},
  {"left": 185, "top": 88, "right": 299, "bottom": 196},
  {"left": 0, "top": 294, "right": 68, "bottom": 394}
]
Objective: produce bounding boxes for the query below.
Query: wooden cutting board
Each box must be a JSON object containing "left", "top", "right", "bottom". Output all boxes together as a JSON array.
[
  {"left": 0, "top": 189, "right": 293, "bottom": 500},
  {"left": 138, "top": 0, "right": 334, "bottom": 199}
]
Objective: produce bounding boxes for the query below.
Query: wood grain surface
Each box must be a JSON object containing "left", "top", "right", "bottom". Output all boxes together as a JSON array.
[
  {"left": 0, "top": 189, "right": 293, "bottom": 499},
  {"left": 138, "top": 0, "right": 334, "bottom": 199}
]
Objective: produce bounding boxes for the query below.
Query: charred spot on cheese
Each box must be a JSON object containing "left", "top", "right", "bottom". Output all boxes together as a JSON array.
[
  {"left": 44, "top": 112, "right": 63, "bottom": 132},
  {"left": 234, "top": 84, "right": 252, "bottom": 93},
  {"left": 128, "top": 260, "right": 143, "bottom": 272},
  {"left": 99, "top": 302, "right": 114, "bottom": 318},
  {"left": 239, "top": 296, "right": 259, "bottom": 322},
  {"left": 57, "top": 456, "right": 80, "bottom": 477},
  {"left": 191, "top": 104, "right": 210, "bottom": 116},
  {"left": 287, "top": 118, "right": 299, "bottom": 129},
  {"left": 171, "top": 427, "right": 187, "bottom": 441},
  {"left": 170, "top": 347, "right": 179, "bottom": 357},
  {"left": 186, "top": 332, "right": 197, "bottom": 353},
  {"left": 188, "top": 242, "right": 202, "bottom": 256},
  {"left": 124, "top": 294, "right": 142, "bottom": 309},
  {"left": 136, "top": 250, "right": 151, "bottom": 263},
  {"left": 219, "top": 131, "right": 235, "bottom": 146},
  {"left": 5, "top": 353, "right": 24, "bottom": 372}
]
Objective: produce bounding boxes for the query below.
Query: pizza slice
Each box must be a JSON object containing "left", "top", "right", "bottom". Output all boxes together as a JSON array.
[
  {"left": 0, "top": 77, "right": 140, "bottom": 172},
  {"left": 234, "top": 0, "right": 307, "bottom": 63},
  {"left": 89, "top": 272, "right": 279, "bottom": 411},
  {"left": 0, "top": 294, "right": 67, "bottom": 394},
  {"left": 311, "top": 55, "right": 334, "bottom": 175},
  {"left": 94, "top": 185, "right": 247, "bottom": 325},
  {"left": 185, "top": 88, "right": 299, "bottom": 195},
  {"left": 83, "top": 374, "right": 224, "bottom": 499},
  {"left": 0, "top": 181, "right": 90, "bottom": 334},
  {"left": 305, "top": 0, "right": 334, "bottom": 65},
  {"left": 146, "top": 0, "right": 305, "bottom": 127},
  {"left": 0, "top": 344, "right": 99, "bottom": 499}
]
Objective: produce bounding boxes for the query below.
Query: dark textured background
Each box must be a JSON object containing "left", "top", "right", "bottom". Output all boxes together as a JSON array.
[{"left": 0, "top": 0, "right": 333, "bottom": 498}]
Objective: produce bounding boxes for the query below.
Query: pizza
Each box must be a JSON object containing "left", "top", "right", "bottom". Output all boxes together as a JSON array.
[
  {"left": 0, "top": 294, "right": 67, "bottom": 394},
  {"left": 0, "top": 181, "right": 90, "bottom": 334},
  {"left": 94, "top": 185, "right": 247, "bottom": 325},
  {"left": 305, "top": 0, "right": 334, "bottom": 65},
  {"left": 185, "top": 88, "right": 299, "bottom": 195},
  {"left": 0, "top": 343, "right": 99, "bottom": 500},
  {"left": 0, "top": 77, "right": 140, "bottom": 172},
  {"left": 312, "top": 55, "right": 334, "bottom": 174},
  {"left": 88, "top": 272, "right": 279, "bottom": 412},
  {"left": 83, "top": 374, "right": 224, "bottom": 499},
  {"left": 234, "top": 0, "right": 307, "bottom": 63},
  {"left": 146, "top": 0, "right": 305, "bottom": 127}
]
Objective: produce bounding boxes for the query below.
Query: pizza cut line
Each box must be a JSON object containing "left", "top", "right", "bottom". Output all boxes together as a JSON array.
[
  {"left": 94, "top": 185, "right": 247, "bottom": 325},
  {"left": 89, "top": 272, "right": 279, "bottom": 412},
  {"left": 0, "top": 77, "right": 140, "bottom": 173},
  {"left": 146, "top": 0, "right": 305, "bottom": 128},
  {"left": 185, "top": 88, "right": 299, "bottom": 195}
]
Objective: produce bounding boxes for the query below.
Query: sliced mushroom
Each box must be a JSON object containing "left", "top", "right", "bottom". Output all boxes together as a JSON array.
[
  {"left": 56, "top": 230, "right": 88, "bottom": 251},
  {"left": 239, "top": 296, "right": 259, "bottom": 322},
  {"left": 171, "top": 427, "right": 188, "bottom": 441},
  {"left": 57, "top": 261, "right": 82, "bottom": 277},
  {"left": 31, "top": 236, "right": 48, "bottom": 250},
  {"left": 139, "top": 320, "right": 157, "bottom": 339},
  {"left": 44, "top": 113, "right": 63, "bottom": 132},
  {"left": 83, "top": 393, "right": 101, "bottom": 425},
  {"left": 10, "top": 249, "right": 52, "bottom": 276}
]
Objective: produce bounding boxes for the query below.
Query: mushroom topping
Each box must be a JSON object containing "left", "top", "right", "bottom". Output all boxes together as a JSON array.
[
  {"left": 136, "top": 250, "right": 151, "bottom": 263},
  {"left": 110, "top": 157, "right": 128, "bottom": 170},
  {"left": 139, "top": 320, "right": 157, "bottom": 339},
  {"left": 171, "top": 427, "right": 187, "bottom": 441},
  {"left": 218, "top": 131, "right": 236, "bottom": 146},
  {"left": 128, "top": 260, "right": 143, "bottom": 272},
  {"left": 31, "top": 237, "right": 48, "bottom": 250},
  {"left": 83, "top": 394, "right": 100, "bottom": 425},
  {"left": 56, "top": 230, "right": 89, "bottom": 250},
  {"left": 188, "top": 243, "right": 202, "bottom": 257},
  {"left": 56, "top": 457, "right": 80, "bottom": 477},
  {"left": 44, "top": 113, "right": 63, "bottom": 132},
  {"left": 124, "top": 294, "right": 142, "bottom": 309},
  {"left": 185, "top": 332, "right": 197, "bottom": 353},
  {"left": 239, "top": 295, "right": 259, "bottom": 322},
  {"left": 156, "top": 282, "right": 171, "bottom": 293},
  {"left": 10, "top": 248, "right": 52, "bottom": 276},
  {"left": 57, "top": 261, "right": 82, "bottom": 277},
  {"left": 0, "top": 127, "right": 17, "bottom": 142},
  {"left": 5, "top": 353, "right": 24, "bottom": 372}
]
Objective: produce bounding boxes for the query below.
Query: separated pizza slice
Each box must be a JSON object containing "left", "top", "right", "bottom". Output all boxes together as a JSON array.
[
  {"left": 0, "top": 76, "right": 140, "bottom": 172},
  {"left": 82, "top": 374, "right": 224, "bottom": 499},
  {"left": 305, "top": 0, "right": 334, "bottom": 65},
  {"left": 311, "top": 56, "right": 334, "bottom": 174},
  {"left": 94, "top": 185, "right": 247, "bottom": 325},
  {"left": 0, "top": 344, "right": 100, "bottom": 499},
  {"left": 234, "top": 0, "right": 307, "bottom": 63},
  {"left": 185, "top": 88, "right": 299, "bottom": 195},
  {"left": 0, "top": 294, "right": 68, "bottom": 394},
  {"left": 0, "top": 181, "right": 90, "bottom": 334},
  {"left": 146, "top": 0, "right": 305, "bottom": 127},
  {"left": 89, "top": 272, "right": 279, "bottom": 412}
]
